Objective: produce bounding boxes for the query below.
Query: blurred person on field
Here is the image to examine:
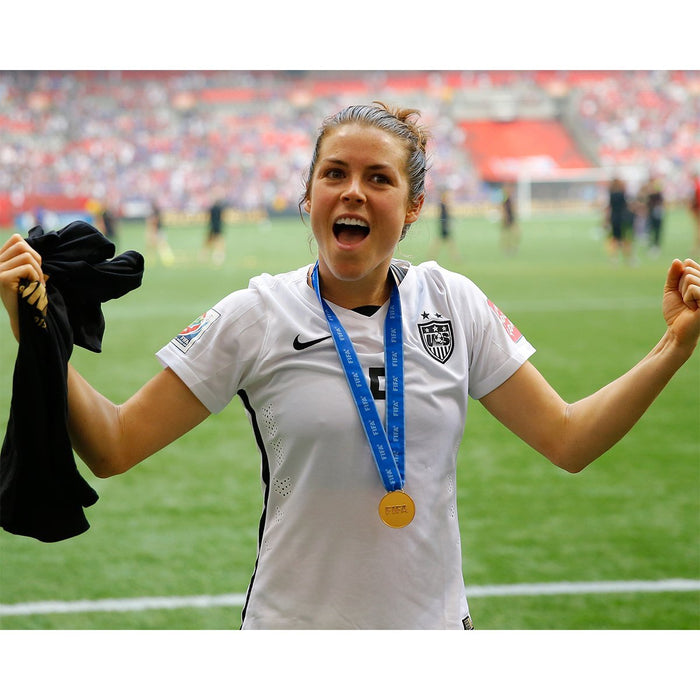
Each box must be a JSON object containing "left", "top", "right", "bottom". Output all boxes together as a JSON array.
[
  {"left": 645, "top": 175, "right": 665, "bottom": 258},
  {"left": 146, "top": 200, "right": 174, "bottom": 267},
  {"left": 2, "top": 102, "right": 699, "bottom": 630},
  {"left": 631, "top": 184, "right": 648, "bottom": 245},
  {"left": 427, "top": 189, "right": 460, "bottom": 261},
  {"left": 500, "top": 182, "right": 520, "bottom": 255},
  {"left": 606, "top": 176, "right": 635, "bottom": 265},
  {"left": 97, "top": 203, "right": 118, "bottom": 246},
  {"left": 690, "top": 170, "right": 700, "bottom": 258},
  {"left": 201, "top": 195, "right": 227, "bottom": 267}
]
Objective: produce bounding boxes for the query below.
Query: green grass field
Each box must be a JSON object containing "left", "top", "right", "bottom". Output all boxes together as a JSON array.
[{"left": 0, "top": 209, "right": 698, "bottom": 630}]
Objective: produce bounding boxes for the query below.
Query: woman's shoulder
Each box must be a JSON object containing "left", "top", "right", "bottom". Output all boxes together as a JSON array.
[
  {"left": 398, "top": 258, "right": 480, "bottom": 294},
  {"left": 212, "top": 265, "right": 313, "bottom": 324},
  {"left": 247, "top": 265, "right": 309, "bottom": 292}
]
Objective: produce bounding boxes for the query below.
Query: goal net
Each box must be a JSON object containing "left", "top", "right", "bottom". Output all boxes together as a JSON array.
[{"left": 515, "top": 166, "right": 647, "bottom": 218}]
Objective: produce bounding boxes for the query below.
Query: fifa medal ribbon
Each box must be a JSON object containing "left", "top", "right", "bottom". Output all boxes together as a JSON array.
[{"left": 311, "top": 262, "right": 414, "bottom": 528}]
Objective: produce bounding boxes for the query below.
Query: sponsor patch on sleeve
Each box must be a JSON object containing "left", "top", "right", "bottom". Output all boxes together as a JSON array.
[
  {"left": 171, "top": 309, "right": 221, "bottom": 354},
  {"left": 487, "top": 299, "right": 522, "bottom": 343}
]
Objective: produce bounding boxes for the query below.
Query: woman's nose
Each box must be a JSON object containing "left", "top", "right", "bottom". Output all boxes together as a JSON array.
[{"left": 341, "top": 178, "right": 366, "bottom": 203}]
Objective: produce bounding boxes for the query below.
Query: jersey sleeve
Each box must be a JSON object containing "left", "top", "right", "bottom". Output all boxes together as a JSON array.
[
  {"left": 155, "top": 287, "right": 267, "bottom": 413},
  {"left": 459, "top": 277, "right": 535, "bottom": 400}
]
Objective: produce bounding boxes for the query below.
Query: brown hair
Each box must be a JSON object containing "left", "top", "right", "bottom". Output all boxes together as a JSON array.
[{"left": 300, "top": 102, "right": 430, "bottom": 238}]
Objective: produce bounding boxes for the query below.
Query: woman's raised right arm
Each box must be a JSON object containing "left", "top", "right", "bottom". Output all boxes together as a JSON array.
[
  {"left": 67, "top": 365, "right": 210, "bottom": 477},
  {"left": 0, "top": 233, "right": 44, "bottom": 341},
  {"left": 1, "top": 233, "right": 211, "bottom": 478}
]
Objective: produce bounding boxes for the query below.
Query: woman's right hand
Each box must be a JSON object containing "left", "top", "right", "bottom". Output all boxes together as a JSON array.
[{"left": 0, "top": 233, "right": 45, "bottom": 341}]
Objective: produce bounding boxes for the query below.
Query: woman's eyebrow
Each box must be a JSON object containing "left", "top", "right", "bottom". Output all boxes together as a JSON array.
[{"left": 321, "top": 157, "right": 394, "bottom": 171}]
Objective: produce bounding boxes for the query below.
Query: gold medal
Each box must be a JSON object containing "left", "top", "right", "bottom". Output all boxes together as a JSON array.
[{"left": 378, "top": 490, "right": 415, "bottom": 528}]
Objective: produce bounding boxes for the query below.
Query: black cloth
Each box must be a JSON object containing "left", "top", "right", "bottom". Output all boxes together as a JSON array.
[{"left": 0, "top": 221, "right": 144, "bottom": 542}]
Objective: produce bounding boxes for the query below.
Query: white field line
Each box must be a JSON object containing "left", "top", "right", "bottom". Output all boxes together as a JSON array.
[
  {"left": 0, "top": 593, "right": 247, "bottom": 617},
  {"left": 1, "top": 579, "right": 698, "bottom": 617}
]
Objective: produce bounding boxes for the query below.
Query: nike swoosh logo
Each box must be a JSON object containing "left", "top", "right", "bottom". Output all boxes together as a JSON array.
[{"left": 293, "top": 334, "right": 332, "bottom": 351}]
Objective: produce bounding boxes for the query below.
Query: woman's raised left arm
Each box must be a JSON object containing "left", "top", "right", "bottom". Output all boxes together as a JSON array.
[{"left": 480, "top": 259, "right": 699, "bottom": 473}]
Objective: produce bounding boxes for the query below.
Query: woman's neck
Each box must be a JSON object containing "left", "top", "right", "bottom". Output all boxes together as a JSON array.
[{"left": 310, "top": 263, "right": 393, "bottom": 310}]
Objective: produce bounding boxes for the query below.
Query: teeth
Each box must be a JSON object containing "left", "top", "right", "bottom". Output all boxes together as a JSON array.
[{"left": 336, "top": 217, "right": 369, "bottom": 228}]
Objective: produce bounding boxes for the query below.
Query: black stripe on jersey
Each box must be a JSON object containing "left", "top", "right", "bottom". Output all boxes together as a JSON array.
[
  {"left": 352, "top": 304, "right": 380, "bottom": 317},
  {"left": 237, "top": 389, "right": 270, "bottom": 628},
  {"left": 390, "top": 261, "right": 408, "bottom": 284},
  {"left": 350, "top": 263, "right": 406, "bottom": 317}
]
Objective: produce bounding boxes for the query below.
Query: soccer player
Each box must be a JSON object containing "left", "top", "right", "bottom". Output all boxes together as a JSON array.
[
  {"left": 1, "top": 103, "right": 699, "bottom": 629},
  {"left": 427, "top": 189, "right": 460, "bottom": 260},
  {"left": 606, "top": 176, "right": 634, "bottom": 264},
  {"left": 500, "top": 182, "right": 520, "bottom": 255},
  {"left": 201, "top": 195, "right": 227, "bottom": 267},
  {"left": 690, "top": 170, "right": 700, "bottom": 259},
  {"left": 145, "top": 199, "right": 175, "bottom": 266},
  {"left": 645, "top": 175, "right": 665, "bottom": 257}
]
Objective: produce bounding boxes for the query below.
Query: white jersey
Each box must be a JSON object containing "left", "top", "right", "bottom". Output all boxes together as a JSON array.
[{"left": 156, "top": 260, "right": 535, "bottom": 629}]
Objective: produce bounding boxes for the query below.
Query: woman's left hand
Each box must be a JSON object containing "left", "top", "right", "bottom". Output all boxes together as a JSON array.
[{"left": 663, "top": 258, "right": 700, "bottom": 353}]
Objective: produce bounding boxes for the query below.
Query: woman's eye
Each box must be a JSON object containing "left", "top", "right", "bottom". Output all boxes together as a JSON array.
[
  {"left": 372, "top": 173, "right": 391, "bottom": 185},
  {"left": 325, "top": 168, "right": 344, "bottom": 179}
]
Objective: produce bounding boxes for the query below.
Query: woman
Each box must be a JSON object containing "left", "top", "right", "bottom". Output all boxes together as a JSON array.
[
  {"left": 145, "top": 199, "right": 175, "bottom": 266},
  {"left": 606, "top": 176, "right": 634, "bottom": 264},
  {"left": 1, "top": 103, "right": 699, "bottom": 629},
  {"left": 500, "top": 182, "right": 520, "bottom": 255}
]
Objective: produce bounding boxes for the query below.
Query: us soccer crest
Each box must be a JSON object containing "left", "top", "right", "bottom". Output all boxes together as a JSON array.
[{"left": 418, "top": 316, "right": 454, "bottom": 364}]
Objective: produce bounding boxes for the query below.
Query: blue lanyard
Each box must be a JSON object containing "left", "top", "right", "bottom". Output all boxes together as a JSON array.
[{"left": 311, "top": 262, "right": 405, "bottom": 492}]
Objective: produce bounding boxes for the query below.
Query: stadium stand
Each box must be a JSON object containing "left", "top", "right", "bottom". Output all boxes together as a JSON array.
[
  {"left": 0, "top": 70, "right": 698, "bottom": 226},
  {"left": 459, "top": 119, "right": 592, "bottom": 181}
]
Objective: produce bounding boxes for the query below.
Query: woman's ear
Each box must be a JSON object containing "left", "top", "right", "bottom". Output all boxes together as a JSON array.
[
  {"left": 404, "top": 194, "right": 424, "bottom": 225},
  {"left": 303, "top": 198, "right": 311, "bottom": 214}
]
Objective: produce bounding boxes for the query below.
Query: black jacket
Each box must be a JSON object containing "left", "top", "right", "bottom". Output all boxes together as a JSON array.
[{"left": 0, "top": 221, "right": 144, "bottom": 542}]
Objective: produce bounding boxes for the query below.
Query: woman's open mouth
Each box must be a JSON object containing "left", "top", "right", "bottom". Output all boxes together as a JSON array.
[{"left": 333, "top": 217, "right": 370, "bottom": 246}]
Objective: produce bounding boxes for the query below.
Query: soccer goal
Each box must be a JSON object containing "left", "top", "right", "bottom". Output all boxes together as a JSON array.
[{"left": 515, "top": 165, "right": 647, "bottom": 218}]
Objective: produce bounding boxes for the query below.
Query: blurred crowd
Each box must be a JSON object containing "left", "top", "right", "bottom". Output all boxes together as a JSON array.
[
  {"left": 0, "top": 70, "right": 698, "bottom": 220},
  {"left": 576, "top": 71, "right": 700, "bottom": 201}
]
